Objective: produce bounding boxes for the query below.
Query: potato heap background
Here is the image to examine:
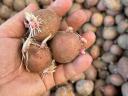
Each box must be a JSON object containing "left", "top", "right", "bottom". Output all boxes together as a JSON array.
[{"left": 0, "top": 0, "right": 128, "bottom": 96}]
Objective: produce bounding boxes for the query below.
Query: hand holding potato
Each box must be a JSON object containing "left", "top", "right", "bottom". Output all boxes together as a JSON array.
[{"left": 0, "top": 2, "right": 95, "bottom": 96}]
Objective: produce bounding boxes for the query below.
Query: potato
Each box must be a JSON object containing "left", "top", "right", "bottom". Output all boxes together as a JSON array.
[
  {"left": 104, "top": 15, "right": 115, "bottom": 27},
  {"left": 50, "top": 30, "right": 83, "bottom": 63},
  {"left": 0, "top": 18, "right": 5, "bottom": 25},
  {"left": 27, "top": 44, "right": 52, "bottom": 73},
  {"left": 76, "top": 80, "right": 94, "bottom": 96},
  {"left": 0, "top": 4, "right": 12, "bottom": 19},
  {"left": 10, "top": 11, "right": 17, "bottom": 17},
  {"left": 103, "top": 27, "right": 118, "bottom": 40},
  {"left": 82, "top": 23, "right": 97, "bottom": 33},
  {"left": 2, "top": 0, "right": 13, "bottom": 8},
  {"left": 117, "top": 57, "right": 128, "bottom": 80},
  {"left": 106, "top": 74, "right": 124, "bottom": 86},
  {"left": 84, "top": 0, "right": 99, "bottom": 8},
  {"left": 13, "top": 0, "right": 26, "bottom": 11},
  {"left": 25, "top": 0, "right": 39, "bottom": 7},
  {"left": 38, "top": 0, "right": 52, "bottom": 5},
  {"left": 68, "top": 3, "right": 82, "bottom": 15},
  {"left": 101, "top": 84, "right": 117, "bottom": 96},
  {"left": 32, "top": 9, "right": 61, "bottom": 41},
  {"left": 55, "top": 84, "right": 75, "bottom": 96},
  {"left": 90, "top": 45, "right": 100, "bottom": 59},
  {"left": 103, "top": 0, "right": 122, "bottom": 11},
  {"left": 85, "top": 65, "right": 97, "bottom": 81},
  {"left": 91, "top": 12, "right": 104, "bottom": 27},
  {"left": 122, "top": 83, "right": 128, "bottom": 96}
]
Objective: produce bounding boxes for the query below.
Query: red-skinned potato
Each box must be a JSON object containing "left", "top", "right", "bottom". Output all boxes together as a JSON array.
[{"left": 50, "top": 29, "right": 85, "bottom": 63}]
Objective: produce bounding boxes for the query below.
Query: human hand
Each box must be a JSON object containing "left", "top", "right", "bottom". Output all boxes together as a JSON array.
[{"left": 0, "top": 4, "right": 95, "bottom": 96}]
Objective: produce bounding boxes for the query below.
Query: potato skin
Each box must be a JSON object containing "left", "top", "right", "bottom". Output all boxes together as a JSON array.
[
  {"left": 50, "top": 31, "right": 82, "bottom": 63},
  {"left": 33, "top": 9, "right": 61, "bottom": 41},
  {"left": 27, "top": 44, "right": 52, "bottom": 73}
]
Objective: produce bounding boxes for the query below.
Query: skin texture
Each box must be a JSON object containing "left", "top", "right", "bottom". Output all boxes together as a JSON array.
[{"left": 0, "top": 3, "right": 95, "bottom": 96}]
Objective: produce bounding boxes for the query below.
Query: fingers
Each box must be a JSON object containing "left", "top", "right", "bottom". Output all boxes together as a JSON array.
[
  {"left": 82, "top": 31, "right": 96, "bottom": 49},
  {"left": 41, "top": 73, "right": 55, "bottom": 90},
  {"left": 54, "top": 53, "right": 92, "bottom": 85},
  {"left": 66, "top": 9, "right": 88, "bottom": 31},
  {"left": 41, "top": 53, "right": 92, "bottom": 90},
  {"left": 48, "top": 0, "right": 73, "bottom": 16},
  {"left": 0, "top": 4, "right": 38, "bottom": 38}
]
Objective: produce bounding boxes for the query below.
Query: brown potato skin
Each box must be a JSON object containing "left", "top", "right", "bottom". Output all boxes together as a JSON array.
[
  {"left": 50, "top": 31, "right": 82, "bottom": 63},
  {"left": 27, "top": 44, "right": 52, "bottom": 73},
  {"left": 33, "top": 9, "right": 61, "bottom": 41}
]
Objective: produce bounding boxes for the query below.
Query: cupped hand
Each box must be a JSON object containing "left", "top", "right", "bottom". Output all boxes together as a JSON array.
[{"left": 0, "top": 4, "right": 95, "bottom": 96}]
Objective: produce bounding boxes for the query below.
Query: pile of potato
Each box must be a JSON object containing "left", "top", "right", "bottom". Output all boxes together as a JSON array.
[{"left": 0, "top": 0, "right": 128, "bottom": 96}]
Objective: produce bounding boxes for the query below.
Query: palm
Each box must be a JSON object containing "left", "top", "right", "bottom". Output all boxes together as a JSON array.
[{"left": 0, "top": 4, "right": 93, "bottom": 96}]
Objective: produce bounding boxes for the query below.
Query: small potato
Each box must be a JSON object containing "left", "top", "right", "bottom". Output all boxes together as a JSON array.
[
  {"left": 31, "top": 9, "right": 61, "bottom": 41},
  {"left": 103, "top": 27, "right": 118, "bottom": 40},
  {"left": 104, "top": 15, "right": 115, "bottom": 27},
  {"left": 97, "top": 0, "right": 106, "bottom": 11},
  {"left": 101, "top": 52, "right": 117, "bottom": 63},
  {"left": 0, "top": 4, "right": 12, "bottom": 19},
  {"left": 75, "top": 0, "right": 84, "bottom": 4},
  {"left": 68, "top": 3, "right": 82, "bottom": 15},
  {"left": 13, "top": 0, "right": 26, "bottom": 11},
  {"left": 85, "top": 65, "right": 97, "bottom": 80},
  {"left": 101, "top": 84, "right": 117, "bottom": 96},
  {"left": 76, "top": 80, "right": 94, "bottom": 96},
  {"left": 91, "top": 12, "right": 104, "bottom": 27},
  {"left": 25, "top": 0, "right": 39, "bottom": 7},
  {"left": 10, "top": 11, "right": 17, "bottom": 17},
  {"left": 117, "top": 57, "right": 128, "bottom": 80},
  {"left": 3, "top": 0, "right": 13, "bottom": 8},
  {"left": 122, "top": 83, "right": 128, "bottom": 96},
  {"left": 38, "top": 0, "right": 52, "bottom": 5},
  {"left": 50, "top": 31, "right": 83, "bottom": 63},
  {"left": 106, "top": 74, "right": 124, "bottom": 86},
  {"left": 103, "top": 0, "right": 122, "bottom": 11},
  {"left": 27, "top": 44, "right": 52, "bottom": 73},
  {"left": 55, "top": 84, "right": 75, "bottom": 96},
  {"left": 90, "top": 45, "right": 100, "bottom": 59},
  {"left": 84, "top": 0, "right": 99, "bottom": 8},
  {"left": 95, "top": 79, "right": 105, "bottom": 89},
  {"left": 115, "top": 14, "right": 125, "bottom": 24},
  {"left": 82, "top": 23, "right": 97, "bottom": 33},
  {"left": 0, "top": 18, "right": 5, "bottom": 25}
]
